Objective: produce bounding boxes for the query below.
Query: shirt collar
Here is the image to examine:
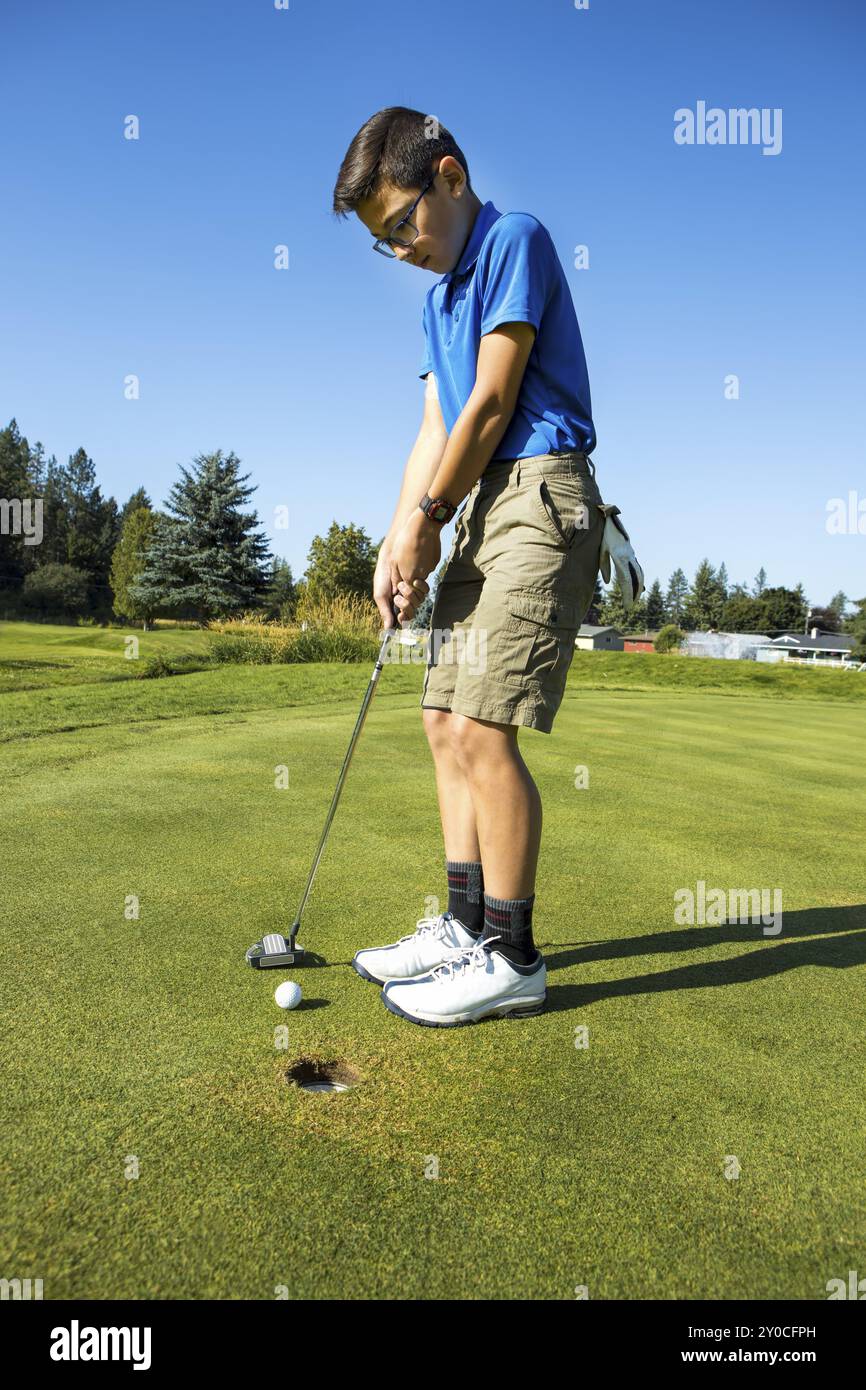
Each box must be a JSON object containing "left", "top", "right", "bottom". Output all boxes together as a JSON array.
[{"left": 445, "top": 200, "right": 501, "bottom": 282}]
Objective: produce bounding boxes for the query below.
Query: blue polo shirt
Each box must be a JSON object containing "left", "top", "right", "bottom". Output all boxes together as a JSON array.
[{"left": 418, "top": 200, "right": 596, "bottom": 460}]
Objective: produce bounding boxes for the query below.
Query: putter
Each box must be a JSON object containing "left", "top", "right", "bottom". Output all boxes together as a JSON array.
[{"left": 246, "top": 596, "right": 411, "bottom": 968}]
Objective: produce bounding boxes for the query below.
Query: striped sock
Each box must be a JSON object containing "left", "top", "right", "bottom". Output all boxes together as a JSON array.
[
  {"left": 481, "top": 892, "right": 537, "bottom": 966},
  {"left": 446, "top": 859, "right": 484, "bottom": 934}
]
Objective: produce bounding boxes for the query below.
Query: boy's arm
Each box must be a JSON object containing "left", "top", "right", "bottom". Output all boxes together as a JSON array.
[
  {"left": 382, "top": 372, "right": 449, "bottom": 550},
  {"left": 425, "top": 322, "right": 536, "bottom": 506},
  {"left": 373, "top": 373, "right": 447, "bottom": 628},
  {"left": 386, "top": 328, "right": 536, "bottom": 611}
]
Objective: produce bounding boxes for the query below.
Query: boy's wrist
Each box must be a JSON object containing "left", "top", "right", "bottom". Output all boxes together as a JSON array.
[{"left": 418, "top": 492, "right": 458, "bottom": 526}]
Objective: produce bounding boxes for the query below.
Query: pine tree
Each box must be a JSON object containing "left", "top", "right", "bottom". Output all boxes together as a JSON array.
[
  {"left": 665, "top": 568, "right": 688, "bottom": 624},
  {"left": 828, "top": 590, "right": 849, "bottom": 622},
  {"left": 120, "top": 487, "right": 152, "bottom": 528},
  {"left": 110, "top": 506, "right": 158, "bottom": 628},
  {"left": 584, "top": 576, "right": 603, "bottom": 625},
  {"left": 645, "top": 578, "right": 665, "bottom": 630},
  {"left": 684, "top": 559, "right": 722, "bottom": 629},
  {"left": 0, "top": 419, "right": 40, "bottom": 599},
  {"left": 261, "top": 557, "right": 297, "bottom": 619},
  {"left": 599, "top": 580, "right": 631, "bottom": 631},
  {"left": 128, "top": 450, "right": 272, "bottom": 624},
  {"left": 753, "top": 566, "right": 767, "bottom": 596}
]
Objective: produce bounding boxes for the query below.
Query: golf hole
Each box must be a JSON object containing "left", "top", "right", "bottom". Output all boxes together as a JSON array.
[{"left": 286, "top": 1055, "right": 361, "bottom": 1094}]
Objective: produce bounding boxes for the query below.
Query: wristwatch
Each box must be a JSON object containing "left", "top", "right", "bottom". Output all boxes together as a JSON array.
[{"left": 418, "top": 492, "right": 458, "bottom": 526}]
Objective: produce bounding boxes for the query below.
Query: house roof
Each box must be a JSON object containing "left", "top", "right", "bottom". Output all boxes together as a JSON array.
[
  {"left": 578, "top": 625, "right": 622, "bottom": 636},
  {"left": 763, "top": 633, "right": 854, "bottom": 652}
]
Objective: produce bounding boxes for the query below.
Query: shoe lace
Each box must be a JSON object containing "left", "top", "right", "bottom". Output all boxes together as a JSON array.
[
  {"left": 429, "top": 935, "right": 502, "bottom": 983},
  {"left": 397, "top": 913, "right": 452, "bottom": 945}
]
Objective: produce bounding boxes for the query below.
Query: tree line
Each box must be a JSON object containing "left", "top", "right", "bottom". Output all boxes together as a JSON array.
[{"left": 1, "top": 418, "right": 863, "bottom": 651}]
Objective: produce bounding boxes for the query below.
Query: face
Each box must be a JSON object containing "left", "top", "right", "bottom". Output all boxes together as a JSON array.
[{"left": 356, "top": 156, "right": 476, "bottom": 274}]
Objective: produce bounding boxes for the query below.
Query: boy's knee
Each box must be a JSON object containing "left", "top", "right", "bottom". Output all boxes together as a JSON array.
[{"left": 422, "top": 706, "right": 452, "bottom": 745}]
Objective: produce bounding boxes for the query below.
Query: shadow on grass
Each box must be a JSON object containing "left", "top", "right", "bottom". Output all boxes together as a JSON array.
[{"left": 542, "top": 903, "right": 866, "bottom": 1010}]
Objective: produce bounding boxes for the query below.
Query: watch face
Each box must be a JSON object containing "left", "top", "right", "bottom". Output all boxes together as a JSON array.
[{"left": 433, "top": 504, "right": 448, "bottom": 521}]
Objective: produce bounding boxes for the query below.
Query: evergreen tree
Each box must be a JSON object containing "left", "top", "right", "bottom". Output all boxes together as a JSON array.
[
  {"left": 842, "top": 596, "right": 866, "bottom": 638},
  {"left": 120, "top": 487, "right": 152, "bottom": 528},
  {"left": 753, "top": 566, "right": 768, "bottom": 596},
  {"left": 584, "top": 575, "right": 603, "bottom": 625},
  {"left": 762, "top": 585, "right": 808, "bottom": 634},
  {"left": 0, "top": 419, "right": 41, "bottom": 601},
  {"left": 261, "top": 557, "right": 297, "bottom": 619},
  {"left": 665, "top": 568, "right": 688, "bottom": 625},
  {"left": 720, "top": 594, "right": 769, "bottom": 632},
  {"left": 684, "top": 559, "right": 722, "bottom": 629},
  {"left": 599, "top": 580, "right": 646, "bottom": 633},
  {"left": 598, "top": 580, "right": 629, "bottom": 631},
  {"left": 645, "top": 578, "right": 665, "bottom": 630},
  {"left": 110, "top": 506, "right": 158, "bottom": 628},
  {"left": 128, "top": 450, "right": 272, "bottom": 624},
  {"left": 828, "top": 591, "right": 849, "bottom": 622}
]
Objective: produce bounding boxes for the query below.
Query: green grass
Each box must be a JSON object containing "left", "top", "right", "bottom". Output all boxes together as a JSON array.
[
  {"left": 0, "top": 620, "right": 213, "bottom": 693},
  {"left": 1, "top": 623, "right": 865, "bottom": 1298}
]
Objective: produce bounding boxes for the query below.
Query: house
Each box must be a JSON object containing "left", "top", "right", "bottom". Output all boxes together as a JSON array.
[
  {"left": 575, "top": 624, "right": 623, "bottom": 651},
  {"left": 622, "top": 631, "right": 657, "bottom": 653},
  {"left": 684, "top": 631, "right": 770, "bottom": 660},
  {"left": 754, "top": 628, "right": 856, "bottom": 668}
]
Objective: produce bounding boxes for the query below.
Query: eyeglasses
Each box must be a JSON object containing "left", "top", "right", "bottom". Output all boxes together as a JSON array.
[{"left": 372, "top": 173, "right": 436, "bottom": 257}]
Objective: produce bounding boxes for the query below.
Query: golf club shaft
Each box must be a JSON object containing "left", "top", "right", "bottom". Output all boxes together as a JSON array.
[{"left": 289, "top": 600, "right": 403, "bottom": 937}]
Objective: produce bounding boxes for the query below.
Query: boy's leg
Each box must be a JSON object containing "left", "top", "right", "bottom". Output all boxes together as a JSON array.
[
  {"left": 422, "top": 708, "right": 485, "bottom": 932},
  {"left": 448, "top": 713, "right": 541, "bottom": 965}
]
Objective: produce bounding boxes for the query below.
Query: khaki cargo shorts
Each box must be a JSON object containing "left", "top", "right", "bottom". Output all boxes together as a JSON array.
[{"left": 420, "top": 449, "right": 605, "bottom": 734}]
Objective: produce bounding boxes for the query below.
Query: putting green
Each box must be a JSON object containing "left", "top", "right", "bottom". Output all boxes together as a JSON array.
[{"left": 1, "top": 660, "right": 864, "bottom": 1298}]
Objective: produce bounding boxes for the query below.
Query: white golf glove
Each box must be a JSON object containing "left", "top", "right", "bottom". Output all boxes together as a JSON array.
[{"left": 597, "top": 502, "right": 645, "bottom": 609}]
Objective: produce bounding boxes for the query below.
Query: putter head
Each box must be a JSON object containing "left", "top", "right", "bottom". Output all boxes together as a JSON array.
[{"left": 246, "top": 931, "right": 307, "bottom": 969}]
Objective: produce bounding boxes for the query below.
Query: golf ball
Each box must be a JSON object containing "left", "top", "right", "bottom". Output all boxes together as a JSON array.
[{"left": 274, "top": 980, "right": 302, "bottom": 1010}]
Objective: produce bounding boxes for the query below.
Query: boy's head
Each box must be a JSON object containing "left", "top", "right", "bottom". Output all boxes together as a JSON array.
[{"left": 333, "top": 106, "right": 481, "bottom": 275}]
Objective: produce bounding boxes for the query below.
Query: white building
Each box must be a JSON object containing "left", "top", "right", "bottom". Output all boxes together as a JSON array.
[
  {"left": 575, "top": 625, "right": 624, "bottom": 651},
  {"left": 754, "top": 629, "right": 857, "bottom": 668}
]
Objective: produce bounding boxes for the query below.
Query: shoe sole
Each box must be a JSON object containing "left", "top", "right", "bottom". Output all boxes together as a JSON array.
[{"left": 381, "top": 991, "right": 547, "bottom": 1028}]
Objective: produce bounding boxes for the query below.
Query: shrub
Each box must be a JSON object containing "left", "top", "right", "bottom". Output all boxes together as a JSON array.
[
  {"left": 655, "top": 623, "right": 687, "bottom": 654},
  {"left": 207, "top": 591, "right": 388, "bottom": 665},
  {"left": 21, "top": 564, "right": 90, "bottom": 620}
]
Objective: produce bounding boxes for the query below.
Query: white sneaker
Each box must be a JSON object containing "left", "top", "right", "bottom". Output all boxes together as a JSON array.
[
  {"left": 352, "top": 911, "right": 480, "bottom": 986},
  {"left": 381, "top": 935, "right": 547, "bottom": 1027}
]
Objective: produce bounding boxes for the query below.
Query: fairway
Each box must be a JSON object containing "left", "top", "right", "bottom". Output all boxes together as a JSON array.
[{"left": 2, "top": 652, "right": 864, "bottom": 1300}]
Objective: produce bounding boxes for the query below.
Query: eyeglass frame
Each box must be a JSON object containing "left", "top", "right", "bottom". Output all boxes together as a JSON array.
[{"left": 372, "top": 172, "right": 437, "bottom": 257}]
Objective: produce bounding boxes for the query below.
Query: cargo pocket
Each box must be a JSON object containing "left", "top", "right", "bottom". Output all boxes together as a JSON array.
[{"left": 500, "top": 589, "right": 580, "bottom": 689}]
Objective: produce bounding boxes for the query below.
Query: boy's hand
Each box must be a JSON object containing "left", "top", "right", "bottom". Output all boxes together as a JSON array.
[
  {"left": 390, "top": 509, "right": 441, "bottom": 610},
  {"left": 373, "top": 538, "right": 431, "bottom": 629}
]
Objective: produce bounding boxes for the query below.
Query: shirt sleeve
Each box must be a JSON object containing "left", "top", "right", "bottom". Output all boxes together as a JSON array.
[
  {"left": 478, "top": 214, "right": 553, "bottom": 337},
  {"left": 418, "top": 300, "right": 433, "bottom": 379}
]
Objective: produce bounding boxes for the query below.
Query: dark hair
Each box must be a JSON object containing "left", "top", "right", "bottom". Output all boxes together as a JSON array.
[{"left": 332, "top": 106, "right": 472, "bottom": 217}]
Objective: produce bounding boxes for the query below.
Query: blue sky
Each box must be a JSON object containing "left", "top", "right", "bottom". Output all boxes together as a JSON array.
[{"left": 2, "top": 0, "right": 864, "bottom": 606}]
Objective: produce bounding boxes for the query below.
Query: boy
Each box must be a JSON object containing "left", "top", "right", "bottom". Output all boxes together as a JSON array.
[{"left": 331, "top": 107, "right": 642, "bottom": 1026}]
